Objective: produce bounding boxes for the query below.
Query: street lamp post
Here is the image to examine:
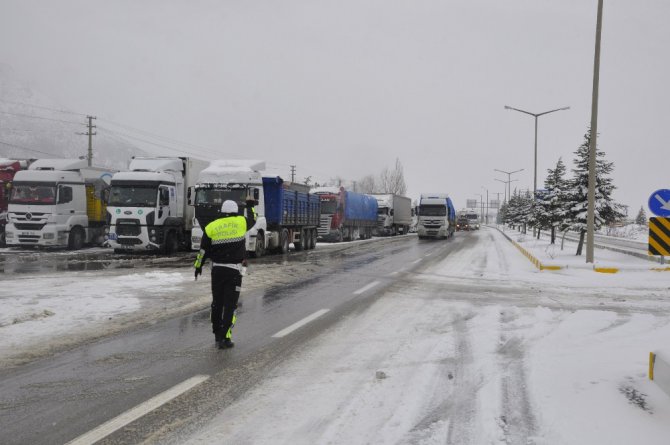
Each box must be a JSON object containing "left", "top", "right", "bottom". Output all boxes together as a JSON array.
[
  {"left": 475, "top": 193, "right": 484, "bottom": 224},
  {"left": 494, "top": 168, "right": 524, "bottom": 204},
  {"left": 481, "top": 186, "right": 489, "bottom": 224},
  {"left": 504, "top": 105, "right": 570, "bottom": 197}
]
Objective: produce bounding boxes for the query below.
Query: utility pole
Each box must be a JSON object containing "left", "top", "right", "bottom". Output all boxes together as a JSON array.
[
  {"left": 290, "top": 165, "right": 296, "bottom": 182},
  {"left": 77, "top": 115, "right": 96, "bottom": 166},
  {"left": 586, "top": 0, "right": 604, "bottom": 264}
]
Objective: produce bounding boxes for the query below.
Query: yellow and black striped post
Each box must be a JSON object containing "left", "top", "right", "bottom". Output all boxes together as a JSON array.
[{"left": 649, "top": 217, "right": 670, "bottom": 256}]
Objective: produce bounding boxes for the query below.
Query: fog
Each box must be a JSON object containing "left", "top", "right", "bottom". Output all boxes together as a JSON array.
[{"left": 1, "top": 0, "right": 668, "bottom": 212}]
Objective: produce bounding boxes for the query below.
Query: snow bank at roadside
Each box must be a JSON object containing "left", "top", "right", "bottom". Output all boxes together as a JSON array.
[{"left": 0, "top": 271, "right": 189, "bottom": 366}]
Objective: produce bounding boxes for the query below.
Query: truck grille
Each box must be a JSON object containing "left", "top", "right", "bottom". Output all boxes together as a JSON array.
[
  {"left": 317, "top": 216, "right": 332, "bottom": 237},
  {"left": 17, "top": 234, "right": 41, "bottom": 243},
  {"left": 13, "top": 223, "right": 47, "bottom": 231},
  {"left": 116, "top": 219, "right": 141, "bottom": 236},
  {"left": 10, "top": 212, "right": 48, "bottom": 224}
]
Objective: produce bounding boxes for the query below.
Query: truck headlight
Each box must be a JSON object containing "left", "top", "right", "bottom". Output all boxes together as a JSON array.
[
  {"left": 5, "top": 231, "right": 13, "bottom": 238},
  {"left": 43, "top": 233, "right": 55, "bottom": 240}
]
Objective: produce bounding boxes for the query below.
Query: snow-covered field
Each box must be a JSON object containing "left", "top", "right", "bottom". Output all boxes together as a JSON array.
[{"left": 182, "top": 229, "right": 670, "bottom": 445}]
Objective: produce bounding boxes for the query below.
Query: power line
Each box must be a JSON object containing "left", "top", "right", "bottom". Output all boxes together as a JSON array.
[
  {"left": 0, "top": 109, "right": 83, "bottom": 126},
  {"left": 0, "top": 140, "right": 61, "bottom": 157},
  {"left": 97, "top": 117, "right": 235, "bottom": 158},
  {"left": 97, "top": 125, "right": 213, "bottom": 159},
  {"left": 0, "top": 98, "right": 87, "bottom": 116}
]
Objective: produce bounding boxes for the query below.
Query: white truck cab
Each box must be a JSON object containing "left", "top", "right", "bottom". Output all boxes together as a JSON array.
[
  {"left": 106, "top": 157, "right": 206, "bottom": 253},
  {"left": 191, "top": 160, "right": 266, "bottom": 256},
  {"left": 6, "top": 159, "right": 114, "bottom": 249},
  {"left": 417, "top": 193, "right": 455, "bottom": 239}
]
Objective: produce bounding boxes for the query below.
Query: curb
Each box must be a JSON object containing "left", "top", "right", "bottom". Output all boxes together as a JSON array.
[
  {"left": 494, "top": 227, "right": 562, "bottom": 271},
  {"left": 491, "top": 226, "right": 669, "bottom": 273}
]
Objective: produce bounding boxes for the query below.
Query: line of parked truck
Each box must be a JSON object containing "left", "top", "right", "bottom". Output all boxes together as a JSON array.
[{"left": 1, "top": 157, "right": 443, "bottom": 256}]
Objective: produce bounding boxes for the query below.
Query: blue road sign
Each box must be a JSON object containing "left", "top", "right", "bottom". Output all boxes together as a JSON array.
[{"left": 649, "top": 189, "right": 670, "bottom": 217}]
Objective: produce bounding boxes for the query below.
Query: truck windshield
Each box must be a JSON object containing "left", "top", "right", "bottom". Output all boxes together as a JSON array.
[
  {"left": 10, "top": 184, "right": 57, "bottom": 205},
  {"left": 320, "top": 200, "right": 337, "bottom": 214},
  {"left": 195, "top": 188, "right": 246, "bottom": 206},
  {"left": 109, "top": 185, "right": 158, "bottom": 207},
  {"left": 419, "top": 205, "right": 446, "bottom": 216},
  {"left": 466, "top": 214, "right": 478, "bottom": 221},
  {"left": 377, "top": 208, "right": 388, "bottom": 215}
]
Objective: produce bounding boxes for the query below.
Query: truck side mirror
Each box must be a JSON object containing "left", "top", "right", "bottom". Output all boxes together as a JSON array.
[
  {"left": 390, "top": 209, "right": 394, "bottom": 216},
  {"left": 187, "top": 186, "right": 194, "bottom": 206},
  {"left": 254, "top": 188, "right": 259, "bottom": 201}
]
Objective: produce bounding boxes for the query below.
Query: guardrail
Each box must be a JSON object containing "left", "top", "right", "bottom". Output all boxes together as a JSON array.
[{"left": 539, "top": 229, "right": 664, "bottom": 265}]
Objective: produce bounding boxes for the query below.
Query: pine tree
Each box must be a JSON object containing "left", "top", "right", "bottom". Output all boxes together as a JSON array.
[
  {"left": 504, "top": 189, "right": 521, "bottom": 229},
  {"left": 635, "top": 206, "right": 647, "bottom": 225},
  {"left": 536, "top": 158, "right": 570, "bottom": 244},
  {"left": 565, "top": 129, "right": 624, "bottom": 255},
  {"left": 518, "top": 190, "right": 534, "bottom": 234},
  {"left": 498, "top": 201, "right": 508, "bottom": 224}
]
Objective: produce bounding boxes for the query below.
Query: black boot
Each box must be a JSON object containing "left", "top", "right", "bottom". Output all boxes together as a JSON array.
[
  {"left": 214, "top": 331, "right": 224, "bottom": 343},
  {"left": 218, "top": 338, "right": 235, "bottom": 349}
]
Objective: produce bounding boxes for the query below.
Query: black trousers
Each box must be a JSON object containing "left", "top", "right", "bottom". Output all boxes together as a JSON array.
[{"left": 211, "top": 266, "right": 242, "bottom": 339}]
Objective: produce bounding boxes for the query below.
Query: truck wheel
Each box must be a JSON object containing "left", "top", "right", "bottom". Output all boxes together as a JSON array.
[
  {"left": 163, "top": 231, "right": 178, "bottom": 255},
  {"left": 310, "top": 229, "right": 317, "bottom": 249},
  {"left": 251, "top": 231, "right": 265, "bottom": 258},
  {"left": 0, "top": 231, "right": 5, "bottom": 248},
  {"left": 278, "top": 229, "right": 289, "bottom": 254},
  {"left": 68, "top": 227, "right": 84, "bottom": 250}
]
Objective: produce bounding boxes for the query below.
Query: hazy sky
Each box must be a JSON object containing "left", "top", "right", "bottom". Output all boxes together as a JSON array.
[{"left": 1, "top": 0, "right": 669, "bottom": 212}]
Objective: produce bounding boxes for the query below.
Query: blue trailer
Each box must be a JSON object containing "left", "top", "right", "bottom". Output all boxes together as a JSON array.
[
  {"left": 313, "top": 186, "right": 378, "bottom": 241},
  {"left": 262, "top": 176, "right": 321, "bottom": 252}
]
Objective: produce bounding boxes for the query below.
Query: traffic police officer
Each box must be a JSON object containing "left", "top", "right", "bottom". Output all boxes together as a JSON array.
[{"left": 194, "top": 199, "right": 256, "bottom": 349}]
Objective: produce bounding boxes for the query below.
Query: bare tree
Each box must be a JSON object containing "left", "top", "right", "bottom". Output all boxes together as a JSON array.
[
  {"left": 378, "top": 158, "right": 407, "bottom": 195},
  {"left": 357, "top": 175, "right": 377, "bottom": 193}
]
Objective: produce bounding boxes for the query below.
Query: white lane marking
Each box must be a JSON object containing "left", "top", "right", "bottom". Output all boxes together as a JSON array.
[
  {"left": 272, "top": 309, "right": 330, "bottom": 338},
  {"left": 411, "top": 258, "right": 422, "bottom": 264},
  {"left": 388, "top": 271, "right": 399, "bottom": 276},
  {"left": 424, "top": 252, "right": 433, "bottom": 257},
  {"left": 66, "top": 375, "right": 209, "bottom": 445},
  {"left": 353, "top": 280, "right": 380, "bottom": 295}
]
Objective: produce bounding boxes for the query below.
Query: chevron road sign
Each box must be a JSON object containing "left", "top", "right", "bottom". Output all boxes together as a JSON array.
[{"left": 649, "top": 217, "right": 670, "bottom": 256}]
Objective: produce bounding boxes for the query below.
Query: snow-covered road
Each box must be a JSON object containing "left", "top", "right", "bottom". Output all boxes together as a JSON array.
[
  {"left": 2, "top": 229, "right": 670, "bottom": 444},
  {"left": 181, "top": 229, "right": 670, "bottom": 445}
]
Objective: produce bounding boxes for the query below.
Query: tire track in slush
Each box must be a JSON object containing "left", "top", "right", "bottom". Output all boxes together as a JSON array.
[
  {"left": 403, "top": 310, "right": 483, "bottom": 444},
  {"left": 497, "top": 309, "right": 537, "bottom": 444}
]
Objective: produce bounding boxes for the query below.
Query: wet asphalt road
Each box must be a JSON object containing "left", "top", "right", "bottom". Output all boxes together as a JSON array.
[{"left": 0, "top": 234, "right": 477, "bottom": 445}]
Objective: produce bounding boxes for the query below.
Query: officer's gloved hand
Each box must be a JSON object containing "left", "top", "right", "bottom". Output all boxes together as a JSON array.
[
  {"left": 194, "top": 267, "right": 202, "bottom": 280},
  {"left": 242, "top": 259, "right": 248, "bottom": 267}
]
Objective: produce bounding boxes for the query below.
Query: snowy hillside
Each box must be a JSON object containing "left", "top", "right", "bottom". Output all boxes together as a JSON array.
[{"left": 0, "top": 64, "right": 146, "bottom": 169}]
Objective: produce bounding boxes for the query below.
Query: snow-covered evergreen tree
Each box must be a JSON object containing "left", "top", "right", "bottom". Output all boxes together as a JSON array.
[
  {"left": 535, "top": 158, "right": 570, "bottom": 244},
  {"left": 518, "top": 190, "right": 534, "bottom": 234},
  {"left": 635, "top": 206, "right": 647, "bottom": 225},
  {"left": 497, "top": 201, "right": 508, "bottom": 224},
  {"left": 565, "top": 129, "right": 624, "bottom": 255},
  {"left": 504, "top": 190, "right": 521, "bottom": 229},
  {"left": 505, "top": 189, "right": 533, "bottom": 233}
]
